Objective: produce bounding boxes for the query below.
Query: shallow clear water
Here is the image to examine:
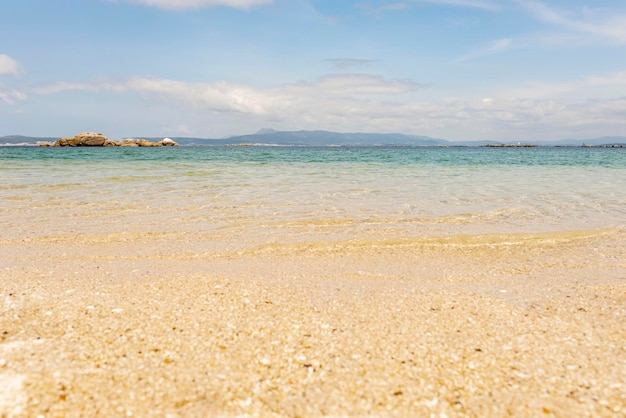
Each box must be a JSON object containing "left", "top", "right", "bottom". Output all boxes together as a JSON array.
[{"left": 1, "top": 146, "right": 625, "bottom": 246}]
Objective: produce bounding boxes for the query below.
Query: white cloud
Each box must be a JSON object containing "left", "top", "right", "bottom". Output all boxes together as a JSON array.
[
  {"left": 588, "top": 71, "right": 626, "bottom": 87},
  {"left": 25, "top": 70, "right": 626, "bottom": 140},
  {"left": 517, "top": 0, "right": 626, "bottom": 44},
  {"left": 118, "top": 0, "right": 272, "bottom": 10},
  {"left": 378, "top": 95, "right": 626, "bottom": 140},
  {"left": 495, "top": 71, "right": 626, "bottom": 101},
  {"left": 31, "top": 78, "right": 272, "bottom": 114},
  {"left": 0, "top": 89, "right": 27, "bottom": 105},
  {"left": 0, "top": 54, "right": 20, "bottom": 76},
  {"left": 126, "top": 78, "right": 271, "bottom": 114},
  {"left": 0, "top": 54, "right": 27, "bottom": 104}
]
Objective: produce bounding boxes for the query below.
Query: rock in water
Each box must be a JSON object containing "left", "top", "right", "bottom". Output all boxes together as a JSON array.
[
  {"left": 53, "top": 132, "right": 107, "bottom": 147},
  {"left": 160, "top": 138, "right": 178, "bottom": 146},
  {"left": 42, "top": 133, "right": 178, "bottom": 147},
  {"left": 137, "top": 139, "right": 162, "bottom": 147},
  {"left": 76, "top": 132, "right": 107, "bottom": 146}
]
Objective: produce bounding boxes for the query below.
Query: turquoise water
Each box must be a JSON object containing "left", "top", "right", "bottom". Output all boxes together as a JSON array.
[
  {"left": 1, "top": 145, "right": 624, "bottom": 166},
  {"left": 1, "top": 146, "right": 625, "bottom": 245}
]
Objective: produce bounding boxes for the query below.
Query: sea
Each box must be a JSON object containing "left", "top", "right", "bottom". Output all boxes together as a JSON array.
[{"left": 1, "top": 146, "right": 625, "bottom": 251}]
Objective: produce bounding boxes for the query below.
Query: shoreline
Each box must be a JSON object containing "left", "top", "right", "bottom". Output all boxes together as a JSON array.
[{"left": 2, "top": 145, "right": 625, "bottom": 416}]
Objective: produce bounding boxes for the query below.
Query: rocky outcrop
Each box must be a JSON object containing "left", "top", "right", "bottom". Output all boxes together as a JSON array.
[
  {"left": 40, "top": 133, "right": 179, "bottom": 147},
  {"left": 137, "top": 139, "right": 162, "bottom": 147},
  {"left": 53, "top": 132, "right": 107, "bottom": 147}
]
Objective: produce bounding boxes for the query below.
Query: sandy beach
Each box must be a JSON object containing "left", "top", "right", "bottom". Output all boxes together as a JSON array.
[
  {"left": 1, "top": 221, "right": 625, "bottom": 417},
  {"left": 3, "top": 0, "right": 626, "bottom": 413}
]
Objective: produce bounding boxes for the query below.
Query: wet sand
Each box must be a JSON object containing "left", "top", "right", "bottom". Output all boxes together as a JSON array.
[{"left": 1, "top": 224, "right": 625, "bottom": 417}]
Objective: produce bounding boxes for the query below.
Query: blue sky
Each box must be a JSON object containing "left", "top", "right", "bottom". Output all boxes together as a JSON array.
[{"left": 1, "top": 0, "right": 625, "bottom": 140}]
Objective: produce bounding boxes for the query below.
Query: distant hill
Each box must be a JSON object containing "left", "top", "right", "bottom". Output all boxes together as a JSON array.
[
  {"left": 2, "top": 131, "right": 625, "bottom": 147},
  {"left": 215, "top": 130, "right": 450, "bottom": 146}
]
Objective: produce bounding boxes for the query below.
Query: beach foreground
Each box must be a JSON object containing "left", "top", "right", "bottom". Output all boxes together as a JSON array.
[{"left": 1, "top": 226, "right": 625, "bottom": 417}]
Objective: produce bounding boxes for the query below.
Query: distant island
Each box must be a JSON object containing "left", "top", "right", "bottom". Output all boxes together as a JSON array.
[{"left": 1, "top": 129, "right": 625, "bottom": 147}]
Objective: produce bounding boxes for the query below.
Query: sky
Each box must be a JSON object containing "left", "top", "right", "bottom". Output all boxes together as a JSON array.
[{"left": 1, "top": 0, "right": 626, "bottom": 141}]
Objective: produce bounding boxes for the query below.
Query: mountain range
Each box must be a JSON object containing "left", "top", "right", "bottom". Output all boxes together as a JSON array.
[{"left": 1, "top": 130, "right": 625, "bottom": 147}]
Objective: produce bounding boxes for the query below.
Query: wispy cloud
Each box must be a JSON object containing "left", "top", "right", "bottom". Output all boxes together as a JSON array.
[
  {"left": 588, "top": 71, "right": 626, "bottom": 87},
  {"left": 20, "top": 70, "right": 626, "bottom": 140},
  {"left": 0, "top": 55, "right": 25, "bottom": 105},
  {"left": 0, "top": 54, "right": 21, "bottom": 76},
  {"left": 412, "top": 0, "right": 501, "bottom": 12},
  {"left": 455, "top": 38, "right": 512, "bottom": 62},
  {"left": 28, "top": 73, "right": 423, "bottom": 115},
  {"left": 127, "top": 78, "right": 271, "bottom": 114},
  {"left": 497, "top": 71, "right": 626, "bottom": 102},
  {"left": 291, "top": 74, "right": 425, "bottom": 96},
  {"left": 8, "top": 67, "right": 417, "bottom": 123},
  {"left": 517, "top": 0, "right": 626, "bottom": 44},
  {"left": 115, "top": 0, "right": 273, "bottom": 11},
  {"left": 0, "top": 89, "right": 27, "bottom": 105},
  {"left": 323, "top": 58, "right": 379, "bottom": 70},
  {"left": 357, "top": 2, "right": 411, "bottom": 15},
  {"left": 31, "top": 81, "right": 127, "bottom": 95},
  {"left": 358, "top": 0, "right": 499, "bottom": 15}
]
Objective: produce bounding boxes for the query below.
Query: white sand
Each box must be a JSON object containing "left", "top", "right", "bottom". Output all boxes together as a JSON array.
[{"left": 1, "top": 226, "right": 625, "bottom": 417}]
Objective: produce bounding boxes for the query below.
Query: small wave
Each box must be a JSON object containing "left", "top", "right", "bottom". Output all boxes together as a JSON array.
[
  {"left": 243, "top": 227, "right": 622, "bottom": 256},
  {"left": 0, "top": 142, "right": 37, "bottom": 147}
]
